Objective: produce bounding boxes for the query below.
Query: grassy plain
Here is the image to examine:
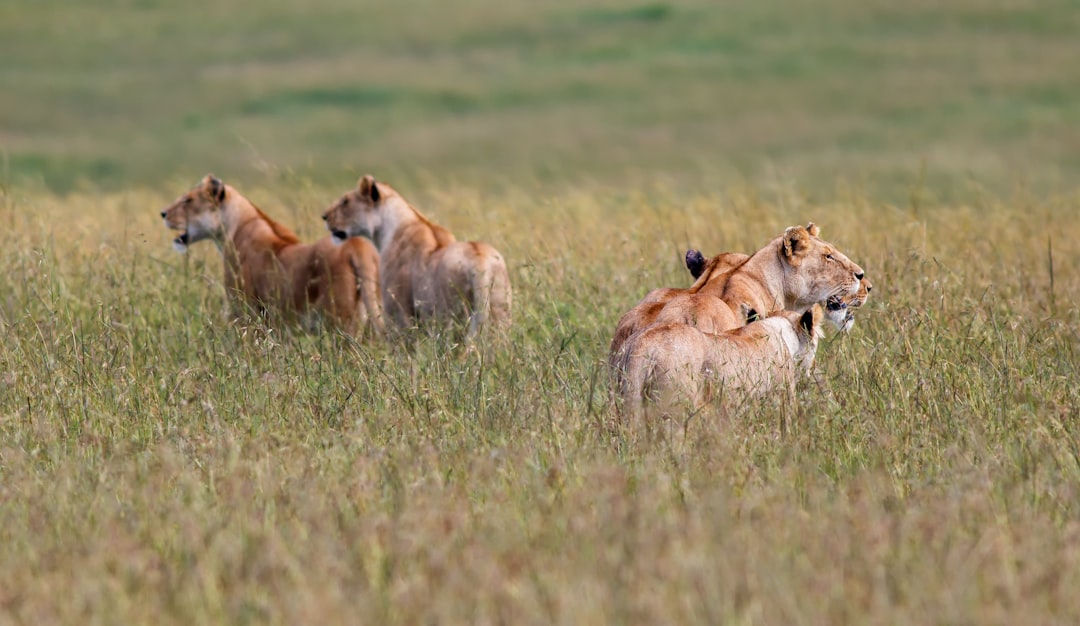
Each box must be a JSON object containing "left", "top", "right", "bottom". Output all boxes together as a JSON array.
[
  {"left": 2, "top": 0, "right": 1079, "bottom": 196},
  {"left": 2, "top": 181, "right": 1079, "bottom": 623},
  {"left": 2, "top": 0, "right": 1080, "bottom": 623}
]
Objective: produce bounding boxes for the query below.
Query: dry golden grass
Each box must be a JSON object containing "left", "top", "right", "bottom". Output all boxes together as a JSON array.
[{"left": 1, "top": 178, "right": 1078, "bottom": 624}]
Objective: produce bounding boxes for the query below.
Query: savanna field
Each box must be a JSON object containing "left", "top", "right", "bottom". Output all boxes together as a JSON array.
[{"left": 2, "top": 0, "right": 1080, "bottom": 623}]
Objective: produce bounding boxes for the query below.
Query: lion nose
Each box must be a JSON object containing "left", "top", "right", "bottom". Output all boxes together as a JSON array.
[
  {"left": 865, "top": 284, "right": 872, "bottom": 292},
  {"left": 321, "top": 214, "right": 328, "bottom": 221},
  {"left": 160, "top": 211, "right": 167, "bottom": 218},
  {"left": 855, "top": 271, "right": 864, "bottom": 280}
]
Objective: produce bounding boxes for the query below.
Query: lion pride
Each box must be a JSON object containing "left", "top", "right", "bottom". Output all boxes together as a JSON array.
[
  {"left": 322, "top": 174, "right": 511, "bottom": 340},
  {"left": 160, "top": 174, "right": 383, "bottom": 336}
]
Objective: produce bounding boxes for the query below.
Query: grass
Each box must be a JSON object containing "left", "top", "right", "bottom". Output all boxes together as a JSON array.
[
  {"left": 1, "top": 179, "right": 1079, "bottom": 623},
  {"left": 2, "top": 0, "right": 1079, "bottom": 196}
]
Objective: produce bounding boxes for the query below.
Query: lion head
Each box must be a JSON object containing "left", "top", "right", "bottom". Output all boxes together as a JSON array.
[
  {"left": 160, "top": 174, "right": 228, "bottom": 252},
  {"left": 779, "top": 222, "right": 864, "bottom": 310},
  {"left": 322, "top": 174, "right": 388, "bottom": 246}
]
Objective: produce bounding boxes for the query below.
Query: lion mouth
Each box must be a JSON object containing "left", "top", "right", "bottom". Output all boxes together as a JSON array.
[
  {"left": 826, "top": 296, "right": 847, "bottom": 312},
  {"left": 330, "top": 230, "right": 349, "bottom": 244},
  {"left": 172, "top": 232, "right": 189, "bottom": 253}
]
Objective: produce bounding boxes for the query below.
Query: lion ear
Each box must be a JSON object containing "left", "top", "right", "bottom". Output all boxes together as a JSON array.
[
  {"left": 202, "top": 174, "right": 225, "bottom": 203},
  {"left": 782, "top": 225, "right": 811, "bottom": 265},
  {"left": 358, "top": 174, "right": 380, "bottom": 203},
  {"left": 806, "top": 222, "right": 820, "bottom": 237},
  {"left": 685, "top": 249, "right": 706, "bottom": 279}
]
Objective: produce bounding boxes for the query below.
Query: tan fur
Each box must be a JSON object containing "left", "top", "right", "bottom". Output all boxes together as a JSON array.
[
  {"left": 617, "top": 308, "right": 823, "bottom": 426},
  {"left": 608, "top": 252, "right": 749, "bottom": 369},
  {"left": 160, "top": 174, "right": 383, "bottom": 336},
  {"left": 322, "top": 175, "right": 511, "bottom": 340}
]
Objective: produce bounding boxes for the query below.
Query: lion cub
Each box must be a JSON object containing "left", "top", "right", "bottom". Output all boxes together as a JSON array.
[{"left": 617, "top": 307, "right": 823, "bottom": 424}]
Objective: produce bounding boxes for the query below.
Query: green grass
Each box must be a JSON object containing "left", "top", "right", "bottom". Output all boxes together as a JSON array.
[
  {"left": 1, "top": 180, "right": 1079, "bottom": 623},
  {"left": 2, "top": 0, "right": 1079, "bottom": 196}
]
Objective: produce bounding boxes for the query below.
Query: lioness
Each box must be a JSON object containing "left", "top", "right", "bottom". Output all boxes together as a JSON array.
[
  {"left": 617, "top": 307, "right": 823, "bottom": 424},
  {"left": 608, "top": 223, "right": 864, "bottom": 373},
  {"left": 322, "top": 175, "right": 511, "bottom": 340},
  {"left": 650, "top": 223, "right": 863, "bottom": 333},
  {"left": 161, "top": 174, "right": 383, "bottom": 336},
  {"left": 686, "top": 249, "right": 873, "bottom": 332}
]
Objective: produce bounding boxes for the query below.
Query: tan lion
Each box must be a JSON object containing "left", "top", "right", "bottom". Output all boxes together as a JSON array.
[
  {"left": 617, "top": 307, "right": 824, "bottom": 425},
  {"left": 322, "top": 174, "right": 511, "bottom": 340},
  {"left": 685, "top": 249, "right": 873, "bottom": 332},
  {"left": 609, "top": 223, "right": 865, "bottom": 379},
  {"left": 160, "top": 174, "right": 383, "bottom": 336}
]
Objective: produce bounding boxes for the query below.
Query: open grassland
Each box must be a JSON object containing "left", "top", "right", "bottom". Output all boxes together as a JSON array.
[
  {"left": 2, "top": 0, "right": 1080, "bottom": 196},
  {"left": 1, "top": 180, "right": 1079, "bottom": 623}
]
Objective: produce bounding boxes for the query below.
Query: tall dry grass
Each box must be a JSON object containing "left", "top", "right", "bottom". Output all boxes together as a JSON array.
[{"left": 0, "top": 178, "right": 1078, "bottom": 623}]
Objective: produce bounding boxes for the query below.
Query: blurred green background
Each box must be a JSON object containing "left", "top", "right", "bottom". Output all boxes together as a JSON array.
[{"left": 1, "top": 0, "right": 1077, "bottom": 197}]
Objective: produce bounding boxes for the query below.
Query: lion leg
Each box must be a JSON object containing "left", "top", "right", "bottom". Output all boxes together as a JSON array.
[
  {"left": 346, "top": 241, "right": 383, "bottom": 339},
  {"left": 320, "top": 264, "right": 356, "bottom": 336},
  {"left": 465, "top": 255, "right": 512, "bottom": 343},
  {"left": 486, "top": 259, "right": 512, "bottom": 332}
]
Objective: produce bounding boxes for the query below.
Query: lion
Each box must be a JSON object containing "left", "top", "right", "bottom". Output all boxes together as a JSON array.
[
  {"left": 686, "top": 251, "right": 873, "bottom": 332},
  {"left": 616, "top": 307, "right": 824, "bottom": 427},
  {"left": 322, "top": 174, "right": 511, "bottom": 341},
  {"left": 160, "top": 174, "right": 383, "bottom": 336},
  {"left": 608, "top": 223, "right": 865, "bottom": 377},
  {"left": 648, "top": 223, "right": 864, "bottom": 333}
]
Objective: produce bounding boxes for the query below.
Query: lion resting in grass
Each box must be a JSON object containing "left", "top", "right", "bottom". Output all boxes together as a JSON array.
[
  {"left": 322, "top": 174, "right": 511, "bottom": 341},
  {"left": 161, "top": 174, "right": 383, "bottom": 336},
  {"left": 616, "top": 307, "right": 824, "bottom": 425}
]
